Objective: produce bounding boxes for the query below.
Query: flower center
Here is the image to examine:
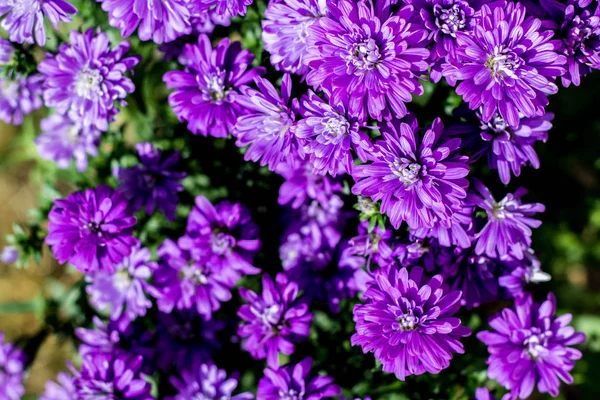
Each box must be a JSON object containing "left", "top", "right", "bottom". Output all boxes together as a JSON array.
[
  {"left": 75, "top": 67, "right": 103, "bottom": 99},
  {"left": 180, "top": 264, "right": 209, "bottom": 285},
  {"left": 139, "top": 173, "right": 156, "bottom": 190},
  {"left": 390, "top": 159, "right": 422, "bottom": 186},
  {"left": 523, "top": 329, "right": 551, "bottom": 360},
  {"left": 202, "top": 71, "right": 228, "bottom": 104},
  {"left": 347, "top": 38, "right": 381, "bottom": 70},
  {"left": 113, "top": 268, "right": 133, "bottom": 291},
  {"left": 392, "top": 308, "right": 419, "bottom": 331},
  {"left": 278, "top": 389, "right": 302, "bottom": 400},
  {"left": 319, "top": 115, "right": 349, "bottom": 144},
  {"left": 84, "top": 222, "right": 104, "bottom": 237},
  {"left": 565, "top": 13, "right": 599, "bottom": 56},
  {"left": 433, "top": 2, "right": 468, "bottom": 37},
  {"left": 210, "top": 232, "right": 235, "bottom": 255},
  {"left": 485, "top": 47, "right": 523, "bottom": 78}
]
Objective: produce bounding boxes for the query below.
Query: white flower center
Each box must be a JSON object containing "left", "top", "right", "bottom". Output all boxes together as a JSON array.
[{"left": 75, "top": 67, "right": 103, "bottom": 99}]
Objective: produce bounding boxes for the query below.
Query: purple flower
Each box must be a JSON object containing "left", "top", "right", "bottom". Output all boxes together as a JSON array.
[
  {"left": 164, "top": 35, "right": 264, "bottom": 137},
  {"left": 0, "top": 0, "right": 76, "bottom": 45},
  {"left": 38, "top": 29, "right": 140, "bottom": 131},
  {"left": 352, "top": 266, "right": 471, "bottom": 380},
  {"left": 352, "top": 117, "right": 470, "bottom": 230},
  {"left": 0, "top": 333, "right": 25, "bottom": 400},
  {"left": 168, "top": 363, "right": 253, "bottom": 400},
  {"left": 46, "top": 185, "right": 138, "bottom": 273},
  {"left": 445, "top": 2, "right": 566, "bottom": 128},
  {"left": 72, "top": 353, "right": 153, "bottom": 399},
  {"left": 233, "top": 74, "right": 300, "bottom": 170},
  {"left": 410, "top": 204, "right": 475, "bottom": 249},
  {"left": 474, "top": 388, "right": 496, "bottom": 400},
  {"left": 191, "top": 0, "right": 253, "bottom": 18},
  {"left": 262, "top": 0, "right": 327, "bottom": 75},
  {"left": 468, "top": 180, "right": 545, "bottom": 260},
  {"left": 0, "top": 73, "right": 43, "bottom": 125},
  {"left": 153, "top": 238, "right": 234, "bottom": 319},
  {"left": 0, "top": 37, "right": 14, "bottom": 64},
  {"left": 41, "top": 372, "right": 76, "bottom": 400},
  {"left": 183, "top": 195, "right": 261, "bottom": 276},
  {"left": 117, "top": 142, "right": 186, "bottom": 221},
  {"left": 305, "top": 0, "right": 430, "bottom": 121},
  {"left": 499, "top": 248, "right": 550, "bottom": 298},
  {"left": 35, "top": 114, "right": 101, "bottom": 172},
  {"left": 477, "top": 293, "right": 586, "bottom": 399},
  {"left": 294, "top": 90, "right": 372, "bottom": 176},
  {"left": 349, "top": 220, "right": 396, "bottom": 268},
  {"left": 85, "top": 244, "right": 157, "bottom": 325},
  {"left": 0, "top": 246, "right": 19, "bottom": 264},
  {"left": 191, "top": 9, "right": 231, "bottom": 34},
  {"left": 98, "top": 0, "right": 192, "bottom": 44},
  {"left": 257, "top": 358, "right": 341, "bottom": 400},
  {"left": 238, "top": 273, "right": 313, "bottom": 368}
]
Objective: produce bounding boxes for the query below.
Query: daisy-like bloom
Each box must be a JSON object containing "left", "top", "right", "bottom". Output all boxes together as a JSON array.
[
  {"left": 46, "top": 185, "right": 138, "bottom": 273},
  {"left": 468, "top": 180, "right": 545, "bottom": 260},
  {"left": 0, "top": 333, "right": 25, "bottom": 400},
  {"left": 0, "top": 37, "right": 14, "bottom": 64},
  {"left": 72, "top": 353, "right": 153, "bottom": 399},
  {"left": 262, "top": 0, "right": 327, "bottom": 75},
  {"left": 164, "top": 35, "right": 264, "bottom": 137},
  {"left": 305, "top": 0, "right": 430, "bottom": 121},
  {"left": 295, "top": 91, "right": 372, "bottom": 176},
  {"left": 499, "top": 247, "right": 550, "bottom": 298},
  {"left": 38, "top": 29, "right": 140, "bottom": 131},
  {"left": 238, "top": 273, "right": 313, "bottom": 368},
  {"left": 351, "top": 117, "right": 470, "bottom": 230},
  {"left": 35, "top": 114, "right": 101, "bottom": 172},
  {"left": 0, "top": 0, "right": 76, "bottom": 45},
  {"left": 168, "top": 363, "right": 253, "bottom": 400},
  {"left": 0, "top": 73, "right": 43, "bottom": 125},
  {"left": 477, "top": 293, "right": 586, "bottom": 399},
  {"left": 352, "top": 266, "right": 471, "bottom": 380},
  {"left": 117, "top": 142, "right": 186, "bottom": 221},
  {"left": 85, "top": 244, "right": 157, "bottom": 325},
  {"left": 444, "top": 2, "right": 566, "bottom": 128},
  {"left": 349, "top": 220, "right": 397, "bottom": 268},
  {"left": 40, "top": 372, "right": 76, "bottom": 400},
  {"left": 233, "top": 74, "right": 300, "bottom": 170},
  {"left": 257, "top": 358, "right": 341, "bottom": 400},
  {"left": 191, "top": 0, "right": 253, "bottom": 18},
  {"left": 153, "top": 238, "right": 234, "bottom": 320},
  {"left": 182, "top": 195, "right": 261, "bottom": 276},
  {"left": 98, "top": 0, "right": 192, "bottom": 44}
]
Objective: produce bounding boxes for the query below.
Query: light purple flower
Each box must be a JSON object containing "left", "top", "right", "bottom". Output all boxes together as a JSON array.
[
  {"left": 499, "top": 248, "right": 550, "bottom": 298},
  {"left": 0, "top": 37, "right": 14, "bottom": 64},
  {"left": 191, "top": 0, "right": 253, "bottom": 18},
  {"left": 168, "top": 363, "right": 253, "bottom": 400},
  {"left": 41, "top": 372, "right": 76, "bottom": 400},
  {"left": 0, "top": 246, "right": 19, "bottom": 264},
  {"left": 0, "top": 332, "right": 25, "bottom": 400},
  {"left": 0, "top": 73, "right": 43, "bottom": 125}
]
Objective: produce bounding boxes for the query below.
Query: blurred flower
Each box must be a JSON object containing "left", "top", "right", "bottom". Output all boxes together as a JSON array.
[
  {"left": 40, "top": 372, "right": 76, "bottom": 400},
  {"left": 474, "top": 387, "right": 496, "bottom": 400},
  {"left": 0, "top": 38, "right": 14, "bottom": 64},
  {"left": 349, "top": 220, "right": 396, "bottom": 268},
  {"left": 0, "top": 332, "right": 25, "bottom": 400},
  {"left": 0, "top": 73, "right": 43, "bottom": 126},
  {"left": 191, "top": 0, "right": 253, "bottom": 18},
  {"left": 168, "top": 363, "right": 253, "bottom": 400},
  {"left": 0, "top": 246, "right": 19, "bottom": 264}
]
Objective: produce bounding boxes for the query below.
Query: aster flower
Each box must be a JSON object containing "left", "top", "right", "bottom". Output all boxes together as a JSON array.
[
  {"left": 238, "top": 273, "right": 313, "bottom": 367},
  {"left": 262, "top": 0, "right": 327, "bottom": 75},
  {"left": 0, "top": 73, "right": 43, "bottom": 125},
  {"left": 349, "top": 220, "right": 397, "bottom": 268},
  {"left": 38, "top": 29, "right": 140, "bottom": 131},
  {"left": 468, "top": 180, "right": 545, "bottom": 260},
  {"left": 295, "top": 90, "right": 372, "bottom": 176},
  {"left": 445, "top": 2, "right": 566, "bottom": 128},
  {"left": 352, "top": 266, "right": 471, "bottom": 380},
  {"left": 182, "top": 195, "right": 261, "bottom": 276},
  {"left": 257, "top": 357, "right": 341, "bottom": 400},
  {"left": 305, "top": 0, "right": 430, "bottom": 121},
  {"left": 41, "top": 372, "right": 76, "bottom": 400},
  {"left": 191, "top": 9, "right": 231, "bottom": 34},
  {"left": 98, "top": 0, "right": 192, "bottom": 44},
  {"left": 72, "top": 353, "right": 153, "bottom": 399},
  {"left": 499, "top": 248, "right": 550, "bottom": 298},
  {"left": 164, "top": 34, "right": 264, "bottom": 137},
  {"left": 233, "top": 74, "right": 300, "bottom": 170},
  {"left": 46, "top": 185, "right": 138, "bottom": 273},
  {"left": 153, "top": 238, "right": 234, "bottom": 319},
  {"left": 117, "top": 142, "right": 186, "bottom": 221},
  {"left": 0, "top": 0, "right": 76, "bottom": 45},
  {"left": 0, "top": 37, "right": 14, "bottom": 64},
  {"left": 352, "top": 117, "right": 470, "bottom": 230},
  {"left": 477, "top": 293, "right": 586, "bottom": 399},
  {"left": 0, "top": 246, "right": 19, "bottom": 264},
  {"left": 410, "top": 204, "right": 475, "bottom": 249},
  {"left": 191, "top": 0, "right": 253, "bottom": 18},
  {"left": 168, "top": 363, "right": 253, "bottom": 400},
  {"left": 35, "top": 114, "right": 101, "bottom": 172},
  {"left": 85, "top": 244, "right": 157, "bottom": 325},
  {"left": 0, "top": 333, "right": 25, "bottom": 400}
]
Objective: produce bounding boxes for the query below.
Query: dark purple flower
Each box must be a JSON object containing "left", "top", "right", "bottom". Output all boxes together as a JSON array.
[
  {"left": 349, "top": 220, "right": 396, "bottom": 268},
  {"left": 238, "top": 273, "right": 313, "bottom": 368},
  {"left": 41, "top": 372, "right": 76, "bottom": 400},
  {"left": 0, "top": 333, "right": 25, "bottom": 400},
  {"left": 72, "top": 353, "right": 153, "bottom": 399},
  {"left": 46, "top": 185, "right": 138, "bottom": 273},
  {"left": 233, "top": 74, "right": 300, "bottom": 170},
  {"left": 35, "top": 114, "right": 101, "bottom": 172},
  {"left": 468, "top": 180, "right": 545, "bottom": 260},
  {"left": 168, "top": 363, "right": 253, "bottom": 400},
  {"left": 262, "top": 0, "right": 327, "bottom": 75},
  {"left": 305, "top": 0, "right": 430, "bottom": 121},
  {"left": 98, "top": 0, "right": 192, "bottom": 44},
  {"left": 0, "top": 73, "right": 43, "bottom": 125},
  {"left": 294, "top": 90, "right": 372, "bottom": 176},
  {"left": 352, "top": 266, "right": 471, "bottom": 380},
  {"left": 0, "top": 0, "right": 77, "bottom": 45},
  {"left": 499, "top": 248, "right": 550, "bottom": 298},
  {"left": 85, "top": 244, "right": 157, "bottom": 325},
  {"left": 352, "top": 117, "right": 470, "bottom": 230},
  {"left": 445, "top": 2, "right": 565, "bottom": 128},
  {"left": 164, "top": 35, "right": 264, "bottom": 137},
  {"left": 38, "top": 29, "right": 140, "bottom": 131},
  {"left": 117, "top": 142, "right": 186, "bottom": 221},
  {"left": 477, "top": 293, "right": 585, "bottom": 399},
  {"left": 192, "top": 0, "right": 253, "bottom": 18},
  {"left": 257, "top": 357, "right": 341, "bottom": 400}
]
